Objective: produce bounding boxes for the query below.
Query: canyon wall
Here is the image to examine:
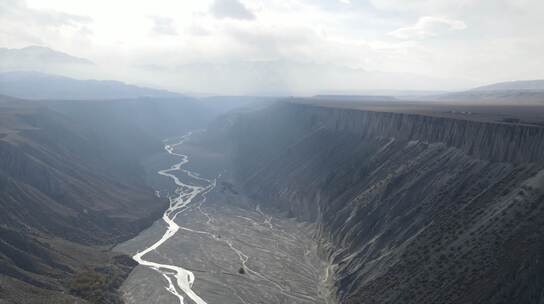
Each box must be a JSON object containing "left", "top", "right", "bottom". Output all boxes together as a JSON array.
[
  {"left": 0, "top": 97, "right": 212, "bottom": 303},
  {"left": 227, "top": 102, "right": 544, "bottom": 304}
]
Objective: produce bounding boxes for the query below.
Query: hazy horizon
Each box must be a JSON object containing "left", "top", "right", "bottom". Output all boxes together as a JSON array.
[
  {"left": 1, "top": 0, "right": 544, "bottom": 95},
  {"left": 1, "top": 2, "right": 544, "bottom": 304}
]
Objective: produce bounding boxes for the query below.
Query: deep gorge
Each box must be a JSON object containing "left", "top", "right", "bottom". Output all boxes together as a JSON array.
[
  {"left": 2, "top": 97, "right": 543, "bottom": 304},
  {"left": 222, "top": 101, "right": 544, "bottom": 304}
]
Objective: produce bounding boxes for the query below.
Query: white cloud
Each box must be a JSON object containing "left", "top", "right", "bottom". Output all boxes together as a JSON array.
[
  {"left": 0, "top": 0, "right": 93, "bottom": 50},
  {"left": 149, "top": 16, "right": 178, "bottom": 36},
  {"left": 210, "top": 0, "right": 255, "bottom": 20},
  {"left": 0, "top": 0, "right": 92, "bottom": 27},
  {"left": 1, "top": 0, "right": 543, "bottom": 94},
  {"left": 388, "top": 16, "right": 467, "bottom": 40}
]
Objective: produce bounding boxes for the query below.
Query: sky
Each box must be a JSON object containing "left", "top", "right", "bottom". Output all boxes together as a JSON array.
[{"left": 1, "top": 0, "right": 543, "bottom": 95}]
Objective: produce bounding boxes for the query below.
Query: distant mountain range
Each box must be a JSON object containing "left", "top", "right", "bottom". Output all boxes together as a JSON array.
[
  {"left": 1, "top": 45, "right": 542, "bottom": 103},
  {"left": 309, "top": 80, "right": 544, "bottom": 105},
  {"left": 0, "top": 46, "right": 93, "bottom": 71},
  {"left": 0, "top": 46, "right": 477, "bottom": 96},
  {"left": 0, "top": 46, "right": 182, "bottom": 100},
  {"left": 472, "top": 79, "right": 544, "bottom": 91},
  {"left": 0, "top": 71, "right": 182, "bottom": 100},
  {"left": 414, "top": 79, "right": 544, "bottom": 105}
]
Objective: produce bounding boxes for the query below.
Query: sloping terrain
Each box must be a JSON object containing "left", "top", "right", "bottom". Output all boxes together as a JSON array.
[
  {"left": 222, "top": 102, "right": 544, "bottom": 304},
  {"left": 472, "top": 80, "right": 544, "bottom": 91},
  {"left": 415, "top": 79, "right": 544, "bottom": 106},
  {"left": 0, "top": 95, "right": 212, "bottom": 303},
  {"left": 0, "top": 72, "right": 182, "bottom": 100},
  {"left": 0, "top": 46, "right": 93, "bottom": 78},
  {"left": 0, "top": 46, "right": 93, "bottom": 67}
]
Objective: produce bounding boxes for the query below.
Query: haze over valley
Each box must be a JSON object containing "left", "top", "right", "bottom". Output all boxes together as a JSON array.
[{"left": 1, "top": 1, "right": 544, "bottom": 304}]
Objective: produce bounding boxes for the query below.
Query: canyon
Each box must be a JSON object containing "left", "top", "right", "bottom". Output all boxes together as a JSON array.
[
  {"left": 2, "top": 2, "right": 544, "bottom": 301},
  {"left": 225, "top": 102, "right": 544, "bottom": 303},
  {"left": 118, "top": 100, "right": 544, "bottom": 304},
  {"left": 1, "top": 92, "right": 543, "bottom": 304},
  {"left": 0, "top": 95, "right": 213, "bottom": 303}
]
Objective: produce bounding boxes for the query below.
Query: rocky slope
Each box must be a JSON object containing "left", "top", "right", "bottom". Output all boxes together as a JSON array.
[
  {"left": 0, "top": 95, "right": 212, "bottom": 303},
  {"left": 223, "top": 101, "right": 544, "bottom": 303}
]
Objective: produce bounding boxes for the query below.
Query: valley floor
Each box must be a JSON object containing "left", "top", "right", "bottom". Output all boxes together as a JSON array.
[{"left": 114, "top": 137, "right": 330, "bottom": 304}]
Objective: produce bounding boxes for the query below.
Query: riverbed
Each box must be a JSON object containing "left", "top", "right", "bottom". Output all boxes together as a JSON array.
[{"left": 114, "top": 133, "right": 330, "bottom": 304}]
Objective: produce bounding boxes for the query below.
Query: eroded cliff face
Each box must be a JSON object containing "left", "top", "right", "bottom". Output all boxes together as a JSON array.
[{"left": 227, "top": 102, "right": 544, "bottom": 304}]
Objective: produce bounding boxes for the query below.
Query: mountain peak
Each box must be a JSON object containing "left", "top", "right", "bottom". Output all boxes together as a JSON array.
[{"left": 0, "top": 45, "right": 94, "bottom": 68}]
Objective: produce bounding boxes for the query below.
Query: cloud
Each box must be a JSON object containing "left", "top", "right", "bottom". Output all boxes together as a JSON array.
[
  {"left": 210, "top": 0, "right": 255, "bottom": 20},
  {"left": 149, "top": 16, "right": 178, "bottom": 36},
  {"left": 388, "top": 16, "right": 467, "bottom": 40},
  {"left": 0, "top": 0, "right": 92, "bottom": 49},
  {"left": 0, "top": 0, "right": 91, "bottom": 28},
  {"left": 1, "top": 0, "right": 543, "bottom": 94}
]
